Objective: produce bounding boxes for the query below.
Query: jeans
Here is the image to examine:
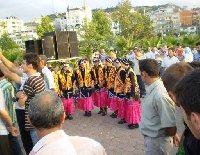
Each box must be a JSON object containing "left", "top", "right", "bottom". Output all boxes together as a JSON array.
[
  {"left": 8, "top": 134, "right": 23, "bottom": 155},
  {"left": 30, "top": 130, "right": 39, "bottom": 146},
  {"left": 136, "top": 75, "right": 146, "bottom": 97},
  {"left": 0, "top": 135, "right": 12, "bottom": 155},
  {"left": 16, "top": 109, "right": 33, "bottom": 154},
  {"left": 144, "top": 136, "right": 173, "bottom": 155}
]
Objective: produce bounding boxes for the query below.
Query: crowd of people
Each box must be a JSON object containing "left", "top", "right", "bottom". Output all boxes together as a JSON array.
[{"left": 0, "top": 41, "right": 200, "bottom": 155}]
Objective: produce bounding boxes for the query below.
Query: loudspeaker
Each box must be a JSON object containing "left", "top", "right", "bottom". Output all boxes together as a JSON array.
[
  {"left": 34, "top": 40, "right": 43, "bottom": 55},
  {"left": 42, "top": 32, "right": 57, "bottom": 59},
  {"left": 25, "top": 40, "right": 43, "bottom": 55},
  {"left": 69, "top": 43, "right": 79, "bottom": 57},
  {"left": 57, "top": 43, "right": 70, "bottom": 59},
  {"left": 68, "top": 31, "right": 78, "bottom": 43},
  {"left": 25, "top": 40, "right": 35, "bottom": 53}
]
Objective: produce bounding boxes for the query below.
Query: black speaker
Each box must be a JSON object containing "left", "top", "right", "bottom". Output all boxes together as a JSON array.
[
  {"left": 25, "top": 40, "right": 43, "bottom": 55},
  {"left": 42, "top": 32, "right": 57, "bottom": 59},
  {"left": 25, "top": 40, "right": 35, "bottom": 53},
  {"left": 69, "top": 43, "right": 79, "bottom": 57},
  {"left": 68, "top": 31, "right": 78, "bottom": 43}
]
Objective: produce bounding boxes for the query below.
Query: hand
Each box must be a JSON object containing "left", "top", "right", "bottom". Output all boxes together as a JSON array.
[
  {"left": 16, "top": 91, "right": 26, "bottom": 99},
  {"left": 130, "top": 97, "right": 135, "bottom": 101},
  {"left": 0, "top": 48, "right": 3, "bottom": 58},
  {"left": 8, "top": 127, "right": 19, "bottom": 137},
  {"left": 173, "top": 134, "right": 180, "bottom": 147}
]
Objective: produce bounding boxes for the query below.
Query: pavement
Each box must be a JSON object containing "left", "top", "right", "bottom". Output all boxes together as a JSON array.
[
  {"left": 63, "top": 107, "right": 180, "bottom": 155},
  {"left": 19, "top": 106, "right": 183, "bottom": 155}
]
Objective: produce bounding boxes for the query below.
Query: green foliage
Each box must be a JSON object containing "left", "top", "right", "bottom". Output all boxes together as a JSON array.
[
  {"left": 2, "top": 48, "right": 24, "bottom": 62},
  {"left": 37, "top": 16, "right": 54, "bottom": 38},
  {"left": 79, "top": 10, "right": 113, "bottom": 57},
  {"left": 0, "top": 33, "right": 19, "bottom": 51}
]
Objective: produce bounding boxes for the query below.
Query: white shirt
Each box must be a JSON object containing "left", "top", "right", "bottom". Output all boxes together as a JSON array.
[
  {"left": 134, "top": 55, "right": 146, "bottom": 75},
  {"left": 145, "top": 51, "right": 159, "bottom": 59},
  {"left": 126, "top": 52, "right": 135, "bottom": 62},
  {"left": 42, "top": 66, "right": 56, "bottom": 90},
  {"left": 30, "top": 130, "right": 77, "bottom": 155},
  {"left": 161, "top": 56, "right": 179, "bottom": 69},
  {"left": 0, "top": 90, "right": 9, "bottom": 135},
  {"left": 69, "top": 136, "right": 107, "bottom": 155}
]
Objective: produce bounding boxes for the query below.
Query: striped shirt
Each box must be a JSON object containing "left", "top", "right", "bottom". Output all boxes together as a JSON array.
[
  {"left": 23, "top": 73, "right": 45, "bottom": 130},
  {"left": 0, "top": 78, "right": 16, "bottom": 123}
]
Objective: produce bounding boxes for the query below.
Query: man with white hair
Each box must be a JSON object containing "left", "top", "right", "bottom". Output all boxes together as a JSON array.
[{"left": 29, "top": 91, "right": 107, "bottom": 155}]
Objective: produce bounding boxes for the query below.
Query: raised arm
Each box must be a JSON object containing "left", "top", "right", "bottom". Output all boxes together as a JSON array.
[{"left": 0, "top": 49, "right": 23, "bottom": 76}]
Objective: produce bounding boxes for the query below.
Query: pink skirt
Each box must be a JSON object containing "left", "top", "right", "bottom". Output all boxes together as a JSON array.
[
  {"left": 117, "top": 98, "right": 126, "bottom": 119},
  {"left": 61, "top": 97, "right": 75, "bottom": 115},
  {"left": 93, "top": 89, "right": 107, "bottom": 108},
  {"left": 109, "top": 97, "right": 118, "bottom": 111},
  {"left": 77, "top": 96, "right": 94, "bottom": 111},
  {"left": 125, "top": 101, "right": 141, "bottom": 124}
]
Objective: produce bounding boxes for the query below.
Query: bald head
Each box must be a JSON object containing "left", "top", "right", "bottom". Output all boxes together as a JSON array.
[{"left": 28, "top": 90, "right": 64, "bottom": 130}]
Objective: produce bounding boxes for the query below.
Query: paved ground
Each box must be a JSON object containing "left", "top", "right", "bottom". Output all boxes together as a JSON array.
[
  {"left": 64, "top": 107, "right": 181, "bottom": 155},
  {"left": 19, "top": 106, "right": 183, "bottom": 155}
]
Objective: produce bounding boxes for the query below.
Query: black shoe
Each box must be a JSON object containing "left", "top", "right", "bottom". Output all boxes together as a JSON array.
[
  {"left": 118, "top": 119, "right": 126, "bottom": 124},
  {"left": 110, "top": 113, "right": 117, "bottom": 118},
  {"left": 68, "top": 114, "right": 73, "bottom": 120},
  {"left": 87, "top": 111, "right": 92, "bottom": 117},
  {"left": 128, "top": 124, "right": 139, "bottom": 129},
  {"left": 102, "top": 111, "right": 107, "bottom": 116},
  {"left": 84, "top": 111, "right": 88, "bottom": 116},
  {"left": 98, "top": 109, "right": 103, "bottom": 114}
]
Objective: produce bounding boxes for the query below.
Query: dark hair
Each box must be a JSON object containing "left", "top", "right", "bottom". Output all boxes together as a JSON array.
[
  {"left": 0, "top": 69, "right": 4, "bottom": 77},
  {"left": 24, "top": 53, "right": 40, "bottom": 70},
  {"left": 162, "top": 62, "right": 193, "bottom": 92},
  {"left": 174, "top": 69, "right": 200, "bottom": 115},
  {"left": 189, "top": 61, "right": 200, "bottom": 69},
  {"left": 196, "top": 42, "right": 200, "bottom": 46},
  {"left": 139, "top": 59, "right": 160, "bottom": 77},
  {"left": 28, "top": 90, "right": 64, "bottom": 129},
  {"left": 168, "top": 47, "right": 175, "bottom": 52}
]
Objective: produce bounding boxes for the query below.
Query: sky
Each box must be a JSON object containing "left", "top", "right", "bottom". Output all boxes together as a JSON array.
[{"left": 0, "top": 0, "right": 200, "bottom": 21}]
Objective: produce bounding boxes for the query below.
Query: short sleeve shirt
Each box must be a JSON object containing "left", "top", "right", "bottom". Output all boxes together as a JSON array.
[
  {"left": 139, "top": 79, "right": 176, "bottom": 137},
  {"left": 42, "top": 66, "right": 56, "bottom": 90},
  {"left": 0, "top": 90, "right": 9, "bottom": 135}
]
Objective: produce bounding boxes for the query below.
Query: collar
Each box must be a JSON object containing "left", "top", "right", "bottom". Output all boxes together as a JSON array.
[
  {"left": 146, "top": 79, "right": 161, "bottom": 95},
  {"left": 32, "top": 130, "right": 68, "bottom": 154}
]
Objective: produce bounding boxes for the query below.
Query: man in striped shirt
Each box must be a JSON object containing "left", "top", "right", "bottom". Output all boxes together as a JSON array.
[
  {"left": 0, "top": 51, "right": 45, "bottom": 153},
  {"left": 17, "top": 53, "right": 45, "bottom": 145}
]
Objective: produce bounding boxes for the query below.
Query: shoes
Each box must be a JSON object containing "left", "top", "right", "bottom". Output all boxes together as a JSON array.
[
  {"left": 128, "top": 124, "right": 139, "bottom": 129},
  {"left": 110, "top": 113, "right": 117, "bottom": 118},
  {"left": 67, "top": 114, "right": 73, "bottom": 120},
  {"left": 87, "top": 111, "right": 92, "bottom": 117},
  {"left": 102, "top": 108, "right": 107, "bottom": 116},
  {"left": 98, "top": 108, "right": 103, "bottom": 114},
  {"left": 84, "top": 111, "right": 88, "bottom": 116},
  {"left": 118, "top": 119, "right": 126, "bottom": 124}
]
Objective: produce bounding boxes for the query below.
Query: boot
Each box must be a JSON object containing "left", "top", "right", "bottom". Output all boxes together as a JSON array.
[
  {"left": 118, "top": 118, "right": 126, "bottom": 124},
  {"left": 84, "top": 111, "right": 88, "bottom": 116},
  {"left": 98, "top": 108, "right": 103, "bottom": 114},
  {"left": 128, "top": 124, "right": 139, "bottom": 129},
  {"left": 102, "top": 107, "right": 107, "bottom": 116},
  {"left": 87, "top": 111, "right": 92, "bottom": 117},
  {"left": 68, "top": 114, "right": 73, "bottom": 120}
]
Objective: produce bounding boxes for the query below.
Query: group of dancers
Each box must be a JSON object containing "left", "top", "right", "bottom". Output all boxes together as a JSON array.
[{"left": 53, "top": 56, "right": 141, "bottom": 129}]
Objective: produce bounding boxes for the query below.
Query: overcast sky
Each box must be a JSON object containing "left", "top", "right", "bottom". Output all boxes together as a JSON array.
[{"left": 0, "top": 0, "right": 200, "bottom": 21}]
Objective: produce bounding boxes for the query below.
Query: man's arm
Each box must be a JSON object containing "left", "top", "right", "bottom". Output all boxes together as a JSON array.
[
  {"left": 0, "top": 62, "right": 22, "bottom": 84},
  {"left": 0, "top": 49, "right": 23, "bottom": 76}
]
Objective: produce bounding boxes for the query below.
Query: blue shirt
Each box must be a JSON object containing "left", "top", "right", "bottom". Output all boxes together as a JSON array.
[{"left": 193, "top": 52, "right": 200, "bottom": 61}]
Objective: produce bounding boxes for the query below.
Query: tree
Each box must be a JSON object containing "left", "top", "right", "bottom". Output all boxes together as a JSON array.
[
  {"left": 0, "top": 33, "right": 19, "bottom": 51},
  {"left": 37, "top": 16, "right": 54, "bottom": 38},
  {"left": 79, "top": 10, "right": 113, "bottom": 57},
  {"left": 112, "top": 0, "right": 153, "bottom": 53}
]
